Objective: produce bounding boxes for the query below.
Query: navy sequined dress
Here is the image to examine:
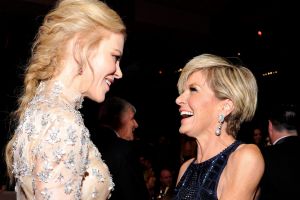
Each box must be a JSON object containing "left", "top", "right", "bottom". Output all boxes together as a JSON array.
[{"left": 173, "top": 141, "right": 242, "bottom": 200}]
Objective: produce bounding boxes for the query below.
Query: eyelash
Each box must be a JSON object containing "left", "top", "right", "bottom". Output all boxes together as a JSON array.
[{"left": 114, "top": 55, "right": 121, "bottom": 62}]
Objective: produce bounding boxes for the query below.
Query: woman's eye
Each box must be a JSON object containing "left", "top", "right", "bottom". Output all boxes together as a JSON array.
[
  {"left": 113, "top": 55, "right": 121, "bottom": 62},
  {"left": 189, "top": 87, "right": 197, "bottom": 92}
]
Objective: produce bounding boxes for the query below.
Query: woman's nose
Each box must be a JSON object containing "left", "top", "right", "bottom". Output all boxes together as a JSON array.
[
  {"left": 134, "top": 120, "right": 138, "bottom": 128},
  {"left": 114, "top": 65, "right": 123, "bottom": 79},
  {"left": 175, "top": 93, "right": 184, "bottom": 105}
]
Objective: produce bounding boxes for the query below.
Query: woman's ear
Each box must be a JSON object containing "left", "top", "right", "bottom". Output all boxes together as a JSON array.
[{"left": 222, "top": 99, "right": 234, "bottom": 115}]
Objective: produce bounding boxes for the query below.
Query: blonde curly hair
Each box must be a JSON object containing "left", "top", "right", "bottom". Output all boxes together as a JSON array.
[{"left": 5, "top": 0, "right": 126, "bottom": 181}]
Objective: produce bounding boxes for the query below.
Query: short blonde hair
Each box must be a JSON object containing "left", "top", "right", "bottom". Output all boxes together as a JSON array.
[{"left": 178, "top": 54, "right": 258, "bottom": 137}]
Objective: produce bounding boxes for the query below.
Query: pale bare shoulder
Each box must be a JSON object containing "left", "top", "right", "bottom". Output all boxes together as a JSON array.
[
  {"left": 227, "top": 143, "right": 264, "bottom": 179},
  {"left": 176, "top": 158, "right": 194, "bottom": 185},
  {"left": 235, "top": 143, "right": 264, "bottom": 168},
  {"left": 219, "top": 143, "right": 265, "bottom": 200}
]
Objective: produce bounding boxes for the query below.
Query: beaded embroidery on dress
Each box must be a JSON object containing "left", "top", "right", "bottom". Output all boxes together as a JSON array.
[{"left": 13, "top": 81, "right": 114, "bottom": 200}]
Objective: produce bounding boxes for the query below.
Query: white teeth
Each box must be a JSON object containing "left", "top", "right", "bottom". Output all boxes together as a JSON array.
[
  {"left": 105, "top": 79, "right": 111, "bottom": 86},
  {"left": 180, "top": 111, "right": 193, "bottom": 116}
]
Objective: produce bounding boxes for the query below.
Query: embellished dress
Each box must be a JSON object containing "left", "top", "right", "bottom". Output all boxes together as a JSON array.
[
  {"left": 173, "top": 141, "right": 242, "bottom": 200},
  {"left": 12, "top": 81, "right": 114, "bottom": 200}
]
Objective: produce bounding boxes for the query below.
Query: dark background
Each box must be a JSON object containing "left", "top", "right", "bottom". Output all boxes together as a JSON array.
[{"left": 0, "top": 0, "right": 298, "bottom": 179}]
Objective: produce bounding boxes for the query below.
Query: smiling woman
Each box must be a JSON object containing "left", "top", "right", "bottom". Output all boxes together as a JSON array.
[
  {"left": 174, "top": 53, "right": 264, "bottom": 200},
  {"left": 4, "top": 0, "right": 126, "bottom": 199}
]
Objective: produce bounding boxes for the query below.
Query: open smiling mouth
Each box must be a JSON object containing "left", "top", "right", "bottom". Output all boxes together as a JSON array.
[
  {"left": 180, "top": 111, "right": 194, "bottom": 119},
  {"left": 105, "top": 79, "right": 112, "bottom": 86}
]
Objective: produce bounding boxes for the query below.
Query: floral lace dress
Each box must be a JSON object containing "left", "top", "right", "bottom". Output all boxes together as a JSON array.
[{"left": 12, "top": 81, "right": 114, "bottom": 200}]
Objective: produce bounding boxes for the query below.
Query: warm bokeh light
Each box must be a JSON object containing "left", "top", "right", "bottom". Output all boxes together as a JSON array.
[
  {"left": 258, "top": 30, "right": 262, "bottom": 36},
  {"left": 176, "top": 68, "right": 183, "bottom": 73},
  {"left": 262, "top": 70, "right": 278, "bottom": 76}
]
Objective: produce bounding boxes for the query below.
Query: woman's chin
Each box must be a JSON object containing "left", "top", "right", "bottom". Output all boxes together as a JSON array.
[
  {"left": 179, "top": 127, "right": 187, "bottom": 134},
  {"left": 97, "top": 95, "right": 106, "bottom": 103},
  {"left": 88, "top": 93, "right": 105, "bottom": 103}
]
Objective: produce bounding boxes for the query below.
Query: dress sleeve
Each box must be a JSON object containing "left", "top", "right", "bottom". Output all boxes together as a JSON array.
[{"left": 32, "top": 110, "right": 89, "bottom": 200}]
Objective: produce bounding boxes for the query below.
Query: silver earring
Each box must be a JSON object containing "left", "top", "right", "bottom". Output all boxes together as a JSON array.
[{"left": 215, "top": 114, "right": 224, "bottom": 136}]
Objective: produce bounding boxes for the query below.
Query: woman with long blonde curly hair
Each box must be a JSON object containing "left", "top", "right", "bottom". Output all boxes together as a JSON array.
[{"left": 5, "top": 0, "right": 126, "bottom": 199}]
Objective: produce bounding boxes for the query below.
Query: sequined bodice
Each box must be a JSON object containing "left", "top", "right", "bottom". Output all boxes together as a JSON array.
[
  {"left": 173, "top": 141, "right": 242, "bottom": 200},
  {"left": 13, "top": 81, "right": 114, "bottom": 200}
]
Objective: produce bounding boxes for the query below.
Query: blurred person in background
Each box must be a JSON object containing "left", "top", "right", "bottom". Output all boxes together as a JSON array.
[
  {"left": 156, "top": 168, "right": 175, "bottom": 200},
  {"left": 91, "top": 96, "right": 149, "bottom": 200},
  {"left": 251, "top": 126, "right": 267, "bottom": 150},
  {"left": 258, "top": 104, "right": 300, "bottom": 200}
]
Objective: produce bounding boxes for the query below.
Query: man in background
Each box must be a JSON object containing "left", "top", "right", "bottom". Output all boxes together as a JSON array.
[
  {"left": 258, "top": 104, "right": 300, "bottom": 200},
  {"left": 91, "top": 96, "right": 148, "bottom": 200},
  {"left": 156, "top": 168, "right": 175, "bottom": 200}
]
